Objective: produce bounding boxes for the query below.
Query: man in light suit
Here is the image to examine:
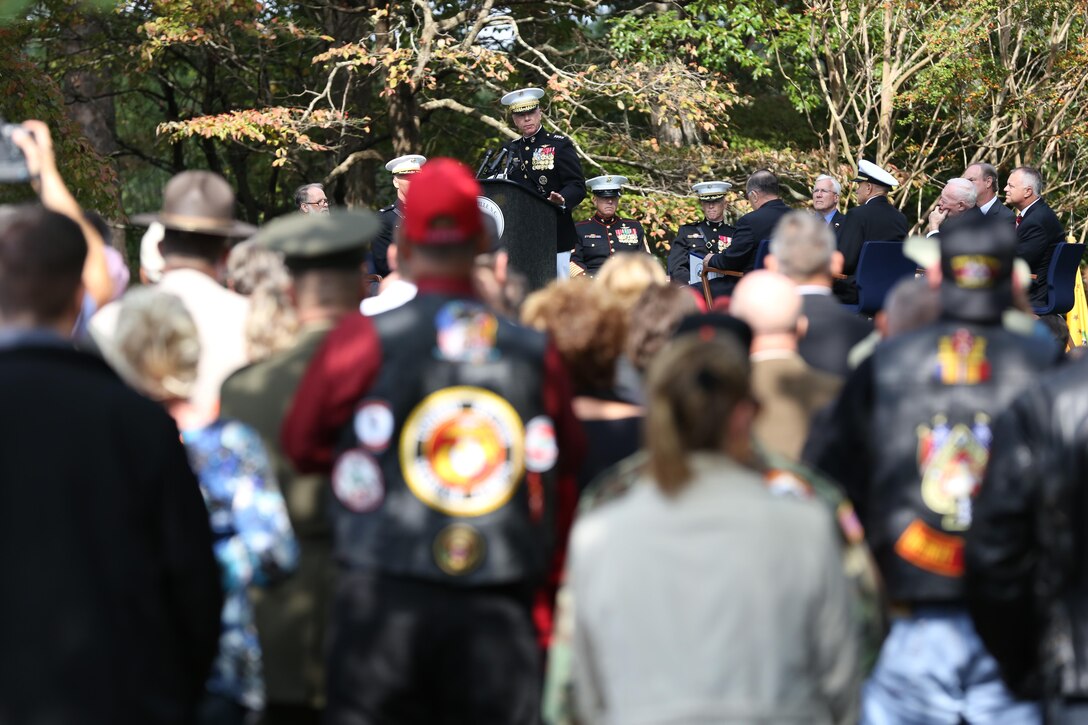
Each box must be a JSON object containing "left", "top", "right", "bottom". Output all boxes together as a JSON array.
[
  {"left": 964, "top": 162, "right": 1015, "bottom": 223},
  {"left": 1005, "top": 165, "right": 1065, "bottom": 307}
]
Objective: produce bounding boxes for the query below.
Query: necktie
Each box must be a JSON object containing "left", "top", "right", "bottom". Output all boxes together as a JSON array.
[{"left": 1015, "top": 212, "right": 1022, "bottom": 227}]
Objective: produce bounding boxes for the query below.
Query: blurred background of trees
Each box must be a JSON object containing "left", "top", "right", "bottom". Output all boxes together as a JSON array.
[{"left": 3, "top": 0, "right": 1088, "bottom": 257}]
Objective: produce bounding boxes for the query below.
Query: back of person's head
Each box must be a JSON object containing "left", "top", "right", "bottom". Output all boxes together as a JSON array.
[
  {"left": 112, "top": 287, "right": 201, "bottom": 402},
  {"left": 399, "top": 158, "right": 486, "bottom": 268},
  {"left": 768, "top": 210, "right": 836, "bottom": 279},
  {"left": 729, "top": 270, "right": 802, "bottom": 338},
  {"left": 225, "top": 239, "right": 290, "bottom": 296},
  {"left": 596, "top": 253, "right": 666, "bottom": 311},
  {"left": 626, "top": 284, "right": 700, "bottom": 374},
  {"left": 644, "top": 333, "right": 752, "bottom": 494},
  {"left": 1037, "top": 313, "right": 1070, "bottom": 350},
  {"left": 159, "top": 228, "right": 231, "bottom": 266},
  {"left": 0, "top": 205, "right": 86, "bottom": 327},
  {"left": 746, "top": 169, "right": 780, "bottom": 198},
  {"left": 520, "top": 278, "right": 627, "bottom": 393},
  {"left": 245, "top": 276, "right": 299, "bottom": 362},
  {"left": 881, "top": 276, "right": 941, "bottom": 338}
]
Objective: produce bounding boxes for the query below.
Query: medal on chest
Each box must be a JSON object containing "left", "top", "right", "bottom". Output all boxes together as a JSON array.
[
  {"left": 532, "top": 146, "right": 555, "bottom": 171},
  {"left": 615, "top": 225, "right": 638, "bottom": 247}
]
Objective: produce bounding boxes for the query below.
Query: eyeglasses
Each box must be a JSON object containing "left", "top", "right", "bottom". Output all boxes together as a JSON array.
[{"left": 305, "top": 199, "right": 329, "bottom": 207}]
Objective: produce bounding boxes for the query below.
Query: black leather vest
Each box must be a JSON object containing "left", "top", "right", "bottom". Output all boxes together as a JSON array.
[
  {"left": 329, "top": 294, "right": 558, "bottom": 586},
  {"left": 869, "top": 320, "right": 1055, "bottom": 602}
]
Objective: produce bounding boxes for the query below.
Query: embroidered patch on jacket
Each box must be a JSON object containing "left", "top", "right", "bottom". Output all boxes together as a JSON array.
[
  {"left": 949, "top": 255, "right": 1001, "bottom": 289},
  {"left": 331, "top": 448, "right": 385, "bottom": 513},
  {"left": 916, "top": 413, "right": 991, "bottom": 530},
  {"left": 895, "top": 519, "right": 965, "bottom": 577},
  {"left": 934, "top": 329, "right": 991, "bottom": 385},
  {"left": 354, "top": 399, "right": 395, "bottom": 452},
  {"left": 400, "top": 386, "right": 524, "bottom": 517},
  {"left": 433, "top": 523, "right": 486, "bottom": 575},
  {"left": 524, "top": 416, "right": 558, "bottom": 473},
  {"left": 434, "top": 301, "right": 499, "bottom": 364}
]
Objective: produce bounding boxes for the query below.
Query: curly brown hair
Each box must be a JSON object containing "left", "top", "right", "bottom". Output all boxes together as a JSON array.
[{"left": 520, "top": 278, "right": 628, "bottom": 393}]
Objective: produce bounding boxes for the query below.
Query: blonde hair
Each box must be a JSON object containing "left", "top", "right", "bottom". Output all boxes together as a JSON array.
[
  {"left": 112, "top": 287, "right": 201, "bottom": 401},
  {"left": 226, "top": 240, "right": 290, "bottom": 296},
  {"left": 644, "top": 333, "right": 751, "bottom": 494},
  {"left": 245, "top": 276, "right": 299, "bottom": 361},
  {"left": 596, "top": 253, "right": 667, "bottom": 310}
]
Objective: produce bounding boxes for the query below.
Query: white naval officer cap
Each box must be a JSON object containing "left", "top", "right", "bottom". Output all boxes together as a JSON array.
[
  {"left": 586, "top": 175, "right": 628, "bottom": 197},
  {"left": 385, "top": 154, "right": 427, "bottom": 175},
  {"left": 852, "top": 159, "right": 899, "bottom": 188},
  {"left": 691, "top": 181, "right": 733, "bottom": 201},
  {"left": 501, "top": 87, "right": 545, "bottom": 113}
]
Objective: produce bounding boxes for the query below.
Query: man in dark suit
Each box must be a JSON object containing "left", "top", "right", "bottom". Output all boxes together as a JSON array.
[
  {"left": 701, "top": 168, "right": 790, "bottom": 299},
  {"left": 1005, "top": 165, "right": 1066, "bottom": 307},
  {"left": 0, "top": 121, "right": 221, "bottom": 725},
  {"left": 500, "top": 87, "right": 586, "bottom": 275},
  {"left": 964, "top": 162, "right": 1016, "bottom": 224},
  {"left": 834, "top": 159, "right": 909, "bottom": 304},
  {"left": 765, "top": 210, "right": 872, "bottom": 377},
  {"left": 812, "top": 173, "right": 845, "bottom": 234},
  {"left": 924, "top": 177, "right": 988, "bottom": 239}
]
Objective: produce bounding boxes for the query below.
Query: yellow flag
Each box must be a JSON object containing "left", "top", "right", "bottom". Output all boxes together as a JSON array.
[{"left": 1066, "top": 239, "right": 1088, "bottom": 350}]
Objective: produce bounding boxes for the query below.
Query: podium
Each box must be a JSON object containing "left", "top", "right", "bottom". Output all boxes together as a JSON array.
[{"left": 479, "top": 179, "right": 558, "bottom": 293}]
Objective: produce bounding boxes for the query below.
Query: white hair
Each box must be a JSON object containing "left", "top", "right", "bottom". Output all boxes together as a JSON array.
[
  {"left": 945, "top": 177, "right": 977, "bottom": 207},
  {"left": 814, "top": 174, "right": 841, "bottom": 196}
]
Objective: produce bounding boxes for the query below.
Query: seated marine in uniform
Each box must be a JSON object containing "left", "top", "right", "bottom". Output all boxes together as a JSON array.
[
  {"left": 571, "top": 175, "right": 648, "bottom": 278},
  {"left": 666, "top": 181, "right": 735, "bottom": 285}
]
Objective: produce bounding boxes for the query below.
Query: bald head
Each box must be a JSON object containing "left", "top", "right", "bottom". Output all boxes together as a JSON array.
[{"left": 730, "top": 270, "right": 802, "bottom": 337}]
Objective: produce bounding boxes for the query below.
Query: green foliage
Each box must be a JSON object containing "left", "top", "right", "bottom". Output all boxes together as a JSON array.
[{"left": 0, "top": 26, "right": 119, "bottom": 214}]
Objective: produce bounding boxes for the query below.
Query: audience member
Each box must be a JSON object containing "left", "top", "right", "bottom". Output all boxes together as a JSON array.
[
  {"left": 0, "top": 202, "right": 222, "bottom": 725},
  {"left": 805, "top": 222, "right": 1059, "bottom": 722},
  {"left": 110, "top": 287, "right": 298, "bottom": 725},
  {"left": 966, "top": 351, "right": 1088, "bottom": 719},
  {"left": 766, "top": 210, "right": 872, "bottom": 377},
  {"left": 568, "top": 333, "right": 859, "bottom": 723},
  {"left": 730, "top": 270, "right": 842, "bottom": 460},
  {"left": 281, "top": 158, "right": 584, "bottom": 724},
  {"left": 92, "top": 170, "right": 256, "bottom": 418},
  {"left": 625, "top": 283, "right": 700, "bottom": 376},
  {"left": 226, "top": 239, "right": 290, "bottom": 296},
  {"left": 596, "top": 252, "right": 667, "bottom": 310},
  {"left": 220, "top": 210, "right": 379, "bottom": 725},
  {"left": 522, "top": 278, "right": 641, "bottom": 491}
]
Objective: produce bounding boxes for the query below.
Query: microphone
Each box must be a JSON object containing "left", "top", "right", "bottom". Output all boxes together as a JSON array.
[
  {"left": 488, "top": 147, "right": 509, "bottom": 178},
  {"left": 475, "top": 149, "right": 494, "bottom": 179}
]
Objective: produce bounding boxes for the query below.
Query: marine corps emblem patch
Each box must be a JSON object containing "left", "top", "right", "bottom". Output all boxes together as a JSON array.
[{"left": 400, "top": 386, "right": 525, "bottom": 517}]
